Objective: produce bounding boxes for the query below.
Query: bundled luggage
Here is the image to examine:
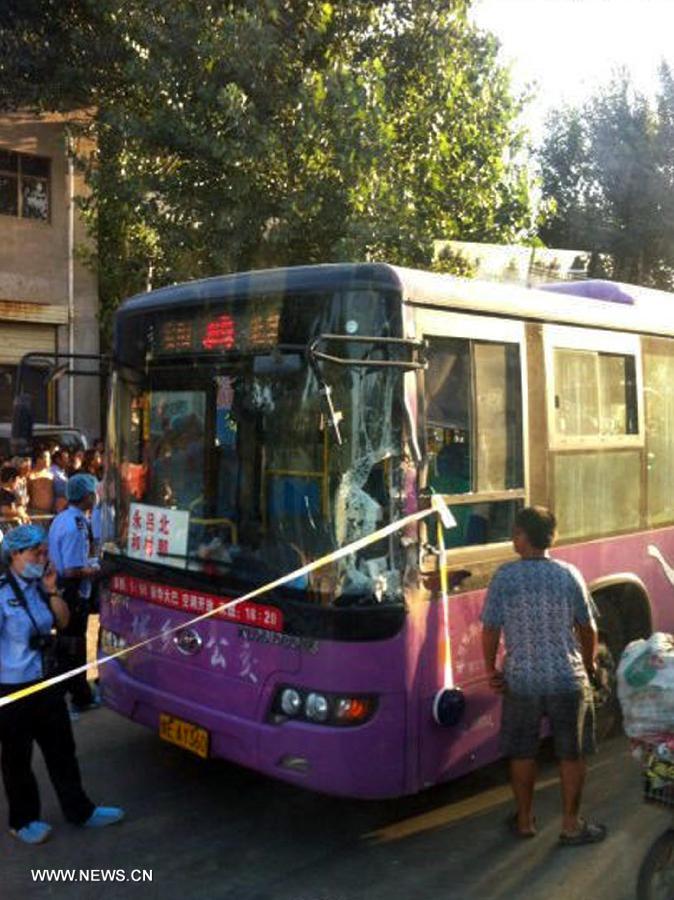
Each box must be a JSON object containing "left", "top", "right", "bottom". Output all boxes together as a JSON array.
[{"left": 618, "top": 632, "right": 674, "bottom": 739}]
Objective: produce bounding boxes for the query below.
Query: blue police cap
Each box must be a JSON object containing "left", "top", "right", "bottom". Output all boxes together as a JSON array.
[
  {"left": 66, "top": 473, "right": 98, "bottom": 502},
  {"left": 2, "top": 524, "right": 47, "bottom": 559}
]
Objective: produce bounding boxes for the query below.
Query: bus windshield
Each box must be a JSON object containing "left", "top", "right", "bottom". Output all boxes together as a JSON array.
[{"left": 104, "top": 289, "right": 405, "bottom": 605}]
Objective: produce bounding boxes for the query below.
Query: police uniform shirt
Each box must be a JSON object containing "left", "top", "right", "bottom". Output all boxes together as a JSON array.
[
  {"left": 0, "top": 573, "right": 54, "bottom": 684},
  {"left": 48, "top": 506, "right": 92, "bottom": 599}
]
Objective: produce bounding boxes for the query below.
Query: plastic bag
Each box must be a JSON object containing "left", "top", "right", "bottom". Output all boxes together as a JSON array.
[{"left": 618, "top": 633, "right": 674, "bottom": 738}]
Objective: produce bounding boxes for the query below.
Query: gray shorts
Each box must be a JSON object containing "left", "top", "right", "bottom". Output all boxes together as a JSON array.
[{"left": 500, "top": 687, "right": 596, "bottom": 760}]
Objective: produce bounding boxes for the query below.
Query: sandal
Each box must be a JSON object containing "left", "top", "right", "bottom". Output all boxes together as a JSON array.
[
  {"left": 558, "top": 819, "right": 607, "bottom": 846},
  {"left": 506, "top": 812, "right": 537, "bottom": 839}
]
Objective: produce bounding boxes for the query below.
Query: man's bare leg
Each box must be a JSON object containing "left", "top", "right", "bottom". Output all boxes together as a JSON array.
[
  {"left": 510, "top": 758, "right": 537, "bottom": 833},
  {"left": 559, "top": 758, "right": 585, "bottom": 834}
]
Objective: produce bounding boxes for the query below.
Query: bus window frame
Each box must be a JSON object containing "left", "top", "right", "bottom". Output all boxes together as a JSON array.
[
  {"left": 642, "top": 335, "right": 674, "bottom": 530},
  {"left": 543, "top": 325, "right": 645, "bottom": 451},
  {"left": 413, "top": 307, "right": 529, "bottom": 559}
]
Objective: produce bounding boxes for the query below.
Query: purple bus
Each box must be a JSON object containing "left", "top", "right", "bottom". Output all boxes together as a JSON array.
[{"left": 99, "top": 264, "right": 674, "bottom": 798}]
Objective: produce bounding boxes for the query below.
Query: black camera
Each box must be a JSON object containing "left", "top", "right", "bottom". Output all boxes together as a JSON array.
[
  {"left": 29, "top": 632, "right": 56, "bottom": 652},
  {"left": 29, "top": 631, "right": 60, "bottom": 679}
]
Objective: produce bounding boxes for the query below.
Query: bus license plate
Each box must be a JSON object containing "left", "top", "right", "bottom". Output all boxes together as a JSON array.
[{"left": 159, "top": 713, "right": 209, "bottom": 759}]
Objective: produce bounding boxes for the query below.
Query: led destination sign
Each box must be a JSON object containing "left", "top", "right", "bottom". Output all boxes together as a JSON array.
[{"left": 156, "top": 299, "right": 282, "bottom": 355}]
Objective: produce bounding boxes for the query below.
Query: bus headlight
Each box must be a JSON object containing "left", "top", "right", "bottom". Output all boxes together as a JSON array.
[
  {"left": 270, "top": 685, "right": 377, "bottom": 727},
  {"left": 280, "top": 688, "right": 302, "bottom": 717},
  {"left": 305, "top": 692, "right": 329, "bottom": 723}
]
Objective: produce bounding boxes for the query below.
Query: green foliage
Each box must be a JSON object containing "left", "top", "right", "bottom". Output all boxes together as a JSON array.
[
  {"left": 539, "top": 66, "right": 674, "bottom": 289},
  {"left": 431, "top": 245, "right": 479, "bottom": 278},
  {"left": 0, "top": 0, "right": 535, "bottom": 339}
]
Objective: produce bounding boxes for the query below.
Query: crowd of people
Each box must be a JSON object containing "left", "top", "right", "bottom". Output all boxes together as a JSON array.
[
  {"left": 0, "top": 442, "right": 106, "bottom": 714},
  {"left": 0, "top": 438, "right": 124, "bottom": 844},
  {"left": 0, "top": 441, "right": 105, "bottom": 532}
]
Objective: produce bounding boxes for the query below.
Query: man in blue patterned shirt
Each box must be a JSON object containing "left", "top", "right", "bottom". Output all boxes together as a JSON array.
[{"left": 481, "top": 506, "right": 606, "bottom": 846}]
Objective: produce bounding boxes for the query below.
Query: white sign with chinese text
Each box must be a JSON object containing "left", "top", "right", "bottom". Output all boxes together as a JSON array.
[{"left": 127, "top": 503, "right": 190, "bottom": 569}]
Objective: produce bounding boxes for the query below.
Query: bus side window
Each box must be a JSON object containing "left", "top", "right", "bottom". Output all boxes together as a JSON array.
[
  {"left": 425, "top": 336, "right": 524, "bottom": 547},
  {"left": 426, "top": 338, "right": 472, "bottom": 495}
]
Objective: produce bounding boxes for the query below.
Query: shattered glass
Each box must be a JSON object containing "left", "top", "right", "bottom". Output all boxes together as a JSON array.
[{"left": 108, "top": 289, "right": 407, "bottom": 605}]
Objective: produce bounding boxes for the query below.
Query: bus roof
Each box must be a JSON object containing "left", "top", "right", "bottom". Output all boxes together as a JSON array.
[
  {"left": 118, "top": 263, "right": 674, "bottom": 338},
  {"left": 119, "top": 264, "right": 401, "bottom": 312}
]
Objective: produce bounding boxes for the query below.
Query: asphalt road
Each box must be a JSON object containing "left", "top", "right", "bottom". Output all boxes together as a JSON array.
[{"left": 1, "top": 700, "right": 670, "bottom": 900}]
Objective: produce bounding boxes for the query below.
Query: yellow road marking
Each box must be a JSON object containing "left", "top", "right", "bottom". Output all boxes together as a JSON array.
[{"left": 366, "top": 756, "right": 618, "bottom": 844}]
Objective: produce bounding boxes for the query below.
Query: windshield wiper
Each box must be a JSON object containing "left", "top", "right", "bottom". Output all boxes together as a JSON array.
[{"left": 307, "top": 353, "right": 344, "bottom": 445}]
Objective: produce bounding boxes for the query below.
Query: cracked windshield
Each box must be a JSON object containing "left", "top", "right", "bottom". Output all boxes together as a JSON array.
[{"left": 106, "top": 289, "right": 404, "bottom": 605}]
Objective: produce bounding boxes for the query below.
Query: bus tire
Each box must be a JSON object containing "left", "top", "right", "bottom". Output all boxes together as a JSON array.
[{"left": 637, "top": 828, "right": 674, "bottom": 900}]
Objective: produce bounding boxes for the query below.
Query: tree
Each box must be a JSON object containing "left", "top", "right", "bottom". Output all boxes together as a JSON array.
[
  {"left": 538, "top": 106, "right": 592, "bottom": 249},
  {"left": 653, "top": 61, "right": 674, "bottom": 287},
  {"left": 539, "top": 67, "right": 674, "bottom": 288},
  {"left": 1, "top": 0, "right": 536, "bottom": 337}
]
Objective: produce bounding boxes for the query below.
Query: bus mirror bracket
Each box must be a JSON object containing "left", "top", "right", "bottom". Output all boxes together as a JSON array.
[
  {"left": 307, "top": 334, "right": 427, "bottom": 371},
  {"left": 306, "top": 334, "right": 427, "bottom": 447}
]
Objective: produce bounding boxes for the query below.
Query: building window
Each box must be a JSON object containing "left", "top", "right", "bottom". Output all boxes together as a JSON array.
[{"left": 0, "top": 150, "right": 50, "bottom": 222}]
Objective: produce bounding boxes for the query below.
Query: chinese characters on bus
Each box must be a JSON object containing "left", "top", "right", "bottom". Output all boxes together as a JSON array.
[{"left": 127, "top": 503, "right": 190, "bottom": 568}]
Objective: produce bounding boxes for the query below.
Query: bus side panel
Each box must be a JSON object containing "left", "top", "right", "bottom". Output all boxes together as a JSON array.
[
  {"left": 556, "top": 528, "right": 674, "bottom": 635},
  {"left": 416, "top": 527, "right": 674, "bottom": 790},
  {"left": 414, "top": 590, "right": 502, "bottom": 791}
]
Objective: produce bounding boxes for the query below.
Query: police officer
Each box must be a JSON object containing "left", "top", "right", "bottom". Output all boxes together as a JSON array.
[
  {"left": 48, "top": 473, "right": 100, "bottom": 712},
  {"left": 0, "top": 525, "right": 124, "bottom": 843}
]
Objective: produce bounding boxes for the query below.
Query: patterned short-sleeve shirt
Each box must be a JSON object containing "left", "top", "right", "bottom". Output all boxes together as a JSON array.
[{"left": 480, "top": 557, "right": 595, "bottom": 694}]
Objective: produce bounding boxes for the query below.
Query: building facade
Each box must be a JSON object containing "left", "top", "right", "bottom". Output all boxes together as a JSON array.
[{"left": 0, "top": 111, "right": 100, "bottom": 439}]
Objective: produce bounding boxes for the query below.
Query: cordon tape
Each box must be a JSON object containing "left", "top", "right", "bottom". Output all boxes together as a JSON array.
[{"left": 0, "top": 496, "right": 456, "bottom": 709}]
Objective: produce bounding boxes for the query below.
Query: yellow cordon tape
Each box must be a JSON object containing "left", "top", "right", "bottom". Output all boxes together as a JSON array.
[{"left": 0, "top": 497, "right": 456, "bottom": 709}]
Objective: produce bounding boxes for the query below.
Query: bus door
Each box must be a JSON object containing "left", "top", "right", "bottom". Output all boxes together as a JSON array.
[{"left": 413, "top": 307, "right": 528, "bottom": 783}]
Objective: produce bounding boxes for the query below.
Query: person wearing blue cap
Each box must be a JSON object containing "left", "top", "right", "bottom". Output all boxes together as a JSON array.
[
  {"left": 48, "top": 474, "right": 100, "bottom": 712},
  {"left": 0, "top": 524, "right": 124, "bottom": 843}
]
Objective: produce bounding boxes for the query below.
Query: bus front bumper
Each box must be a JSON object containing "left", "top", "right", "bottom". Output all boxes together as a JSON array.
[{"left": 100, "top": 659, "right": 409, "bottom": 799}]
